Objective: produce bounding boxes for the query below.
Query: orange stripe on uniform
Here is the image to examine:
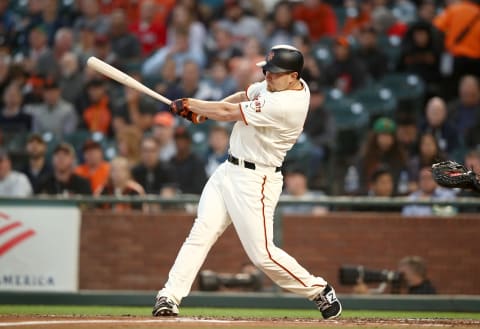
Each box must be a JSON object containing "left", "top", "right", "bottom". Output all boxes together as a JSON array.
[
  {"left": 238, "top": 104, "right": 248, "bottom": 125},
  {"left": 260, "top": 176, "right": 321, "bottom": 288}
]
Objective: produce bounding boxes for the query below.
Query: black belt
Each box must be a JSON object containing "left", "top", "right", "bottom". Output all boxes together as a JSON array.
[{"left": 228, "top": 154, "right": 281, "bottom": 172}]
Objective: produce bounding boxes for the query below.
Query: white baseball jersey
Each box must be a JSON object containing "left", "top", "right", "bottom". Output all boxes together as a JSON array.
[
  {"left": 230, "top": 79, "right": 310, "bottom": 167},
  {"left": 158, "top": 77, "right": 328, "bottom": 307}
]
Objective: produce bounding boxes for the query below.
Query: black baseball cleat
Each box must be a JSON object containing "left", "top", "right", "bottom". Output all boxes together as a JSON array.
[
  {"left": 313, "top": 284, "right": 342, "bottom": 319},
  {"left": 152, "top": 296, "right": 179, "bottom": 316}
]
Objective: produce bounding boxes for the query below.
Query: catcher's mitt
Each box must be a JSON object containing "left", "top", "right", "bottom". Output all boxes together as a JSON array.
[{"left": 431, "top": 161, "right": 480, "bottom": 191}]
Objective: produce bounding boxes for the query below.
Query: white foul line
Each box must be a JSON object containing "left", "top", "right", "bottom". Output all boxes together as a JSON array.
[{"left": 0, "top": 318, "right": 252, "bottom": 327}]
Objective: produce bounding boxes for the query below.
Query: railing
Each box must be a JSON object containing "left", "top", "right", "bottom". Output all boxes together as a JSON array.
[{"left": 0, "top": 195, "right": 479, "bottom": 207}]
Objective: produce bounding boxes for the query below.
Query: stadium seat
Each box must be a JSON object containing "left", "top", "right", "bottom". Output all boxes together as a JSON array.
[
  {"left": 324, "top": 90, "right": 370, "bottom": 156},
  {"left": 64, "top": 129, "right": 107, "bottom": 158},
  {"left": 42, "top": 132, "right": 60, "bottom": 160},
  {"left": 285, "top": 132, "right": 313, "bottom": 166},
  {"left": 334, "top": 7, "right": 347, "bottom": 29},
  {"left": 351, "top": 84, "right": 398, "bottom": 118},
  {"left": 5, "top": 131, "right": 28, "bottom": 153},
  {"left": 312, "top": 42, "right": 333, "bottom": 66},
  {"left": 379, "top": 73, "right": 425, "bottom": 114},
  {"left": 186, "top": 120, "right": 215, "bottom": 158},
  {"left": 377, "top": 34, "right": 403, "bottom": 71}
]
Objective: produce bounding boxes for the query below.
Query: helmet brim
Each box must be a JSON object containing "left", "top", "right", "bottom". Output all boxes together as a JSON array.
[{"left": 256, "top": 60, "right": 293, "bottom": 73}]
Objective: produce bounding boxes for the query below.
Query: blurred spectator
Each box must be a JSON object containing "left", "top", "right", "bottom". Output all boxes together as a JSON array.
[
  {"left": 342, "top": 0, "right": 373, "bottom": 36},
  {"left": 230, "top": 57, "right": 260, "bottom": 92},
  {"left": 416, "top": 0, "right": 438, "bottom": 24},
  {"left": 37, "top": 142, "right": 92, "bottom": 195},
  {"left": 0, "top": 55, "right": 12, "bottom": 104},
  {"left": 293, "top": 0, "right": 337, "bottom": 41},
  {"left": 397, "top": 256, "right": 436, "bottom": 294},
  {"left": 392, "top": 0, "right": 417, "bottom": 24},
  {"left": 434, "top": 0, "right": 480, "bottom": 91},
  {"left": 14, "top": 0, "right": 45, "bottom": 54},
  {"left": 30, "top": 78, "right": 78, "bottom": 139},
  {"left": 324, "top": 37, "right": 368, "bottom": 93},
  {"left": 91, "top": 34, "right": 117, "bottom": 66},
  {"left": 40, "top": 0, "right": 67, "bottom": 45},
  {"left": 74, "top": 19, "right": 96, "bottom": 62},
  {"left": 206, "top": 22, "right": 242, "bottom": 65},
  {"left": 205, "top": 59, "right": 237, "bottom": 101},
  {"left": 356, "top": 26, "right": 389, "bottom": 81},
  {"left": 73, "top": 0, "right": 110, "bottom": 36},
  {"left": 168, "top": 60, "right": 214, "bottom": 103},
  {"left": 229, "top": 37, "right": 265, "bottom": 87},
  {"left": 20, "top": 25, "right": 50, "bottom": 74},
  {"left": 395, "top": 112, "right": 418, "bottom": 158},
  {"left": 129, "top": 0, "right": 167, "bottom": 57},
  {"left": 265, "top": 1, "right": 308, "bottom": 50},
  {"left": 0, "top": 83, "right": 32, "bottom": 137},
  {"left": 154, "top": 56, "right": 179, "bottom": 98},
  {"left": 448, "top": 75, "right": 480, "bottom": 140},
  {"left": 397, "top": 21, "right": 442, "bottom": 96},
  {"left": 219, "top": 0, "right": 265, "bottom": 46},
  {"left": 116, "top": 86, "right": 157, "bottom": 132},
  {"left": 79, "top": 78, "right": 113, "bottom": 136},
  {"left": 0, "top": 147, "right": 32, "bottom": 196},
  {"left": 108, "top": 9, "right": 141, "bottom": 68},
  {"left": 142, "top": 28, "right": 206, "bottom": 79},
  {"left": 97, "top": 0, "right": 140, "bottom": 21},
  {"left": 0, "top": 0, "right": 17, "bottom": 52},
  {"left": 281, "top": 165, "right": 327, "bottom": 215},
  {"left": 167, "top": 4, "right": 207, "bottom": 57},
  {"left": 303, "top": 82, "right": 336, "bottom": 179},
  {"left": 170, "top": 126, "right": 207, "bottom": 194},
  {"left": 407, "top": 132, "right": 446, "bottom": 191},
  {"left": 23, "top": 74, "right": 46, "bottom": 106},
  {"left": 115, "top": 125, "right": 143, "bottom": 167},
  {"left": 368, "top": 166, "right": 395, "bottom": 197},
  {"left": 58, "top": 52, "right": 84, "bottom": 105},
  {"left": 421, "top": 97, "right": 459, "bottom": 157},
  {"left": 132, "top": 136, "right": 176, "bottom": 195},
  {"left": 75, "top": 140, "right": 110, "bottom": 193},
  {"left": 464, "top": 149, "right": 480, "bottom": 176},
  {"left": 21, "top": 134, "right": 52, "bottom": 193},
  {"left": 36, "top": 28, "right": 74, "bottom": 78},
  {"left": 152, "top": 112, "right": 176, "bottom": 162},
  {"left": 457, "top": 150, "right": 480, "bottom": 210},
  {"left": 371, "top": 3, "right": 408, "bottom": 37},
  {"left": 292, "top": 35, "right": 323, "bottom": 86},
  {"left": 204, "top": 124, "right": 229, "bottom": 177},
  {"left": 402, "top": 166, "right": 456, "bottom": 216},
  {"left": 356, "top": 117, "right": 408, "bottom": 194},
  {"left": 96, "top": 156, "right": 145, "bottom": 211}
]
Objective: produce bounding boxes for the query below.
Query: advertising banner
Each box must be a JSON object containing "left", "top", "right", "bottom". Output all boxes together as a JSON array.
[{"left": 0, "top": 206, "right": 80, "bottom": 292}]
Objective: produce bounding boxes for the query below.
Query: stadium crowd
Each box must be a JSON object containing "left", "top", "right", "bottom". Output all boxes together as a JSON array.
[{"left": 0, "top": 0, "right": 479, "bottom": 214}]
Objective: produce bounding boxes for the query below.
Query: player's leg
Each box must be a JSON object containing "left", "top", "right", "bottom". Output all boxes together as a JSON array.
[
  {"left": 224, "top": 166, "right": 341, "bottom": 319},
  {"left": 153, "top": 164, "right": 231, "bottom": 315}
]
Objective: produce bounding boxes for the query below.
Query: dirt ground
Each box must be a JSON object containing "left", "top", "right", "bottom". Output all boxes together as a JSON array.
[{"left": 1, "top": 315, "right": 479, "bottom": 329}]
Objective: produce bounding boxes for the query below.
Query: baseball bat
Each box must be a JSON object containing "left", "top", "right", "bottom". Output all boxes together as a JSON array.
[{"left": 86, "top": 56, "right": 172, "bottom": 105}]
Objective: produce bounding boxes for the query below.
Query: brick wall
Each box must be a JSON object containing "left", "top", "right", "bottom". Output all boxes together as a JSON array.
[{"left": 80, "top": 211, "right": 480, "bottom": 294}]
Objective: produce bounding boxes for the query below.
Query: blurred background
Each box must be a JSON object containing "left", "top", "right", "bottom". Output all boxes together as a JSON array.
[{"left": 0, "top": 0, "right": 479, "bottom": 307}]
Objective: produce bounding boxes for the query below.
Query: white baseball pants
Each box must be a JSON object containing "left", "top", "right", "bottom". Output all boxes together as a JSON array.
[{"left": 159, "top": 161, "right": 327, "bottom": 305}]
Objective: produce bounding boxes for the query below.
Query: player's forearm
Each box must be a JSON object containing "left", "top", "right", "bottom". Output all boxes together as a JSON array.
[
  {"left": 222, "top": 91, "right": 247, "bottom": 103},
  {"left": 187, "top": 98, "right": 242, "bottom": 122}
]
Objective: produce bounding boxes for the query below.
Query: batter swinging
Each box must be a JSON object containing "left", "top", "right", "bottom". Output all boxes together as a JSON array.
[{"left": 152, "top": 45, "right": 342, "bottom": 319}]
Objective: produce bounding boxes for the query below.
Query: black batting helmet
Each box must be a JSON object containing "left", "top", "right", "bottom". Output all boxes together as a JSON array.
[{"left": 256, "top": 45, "right": 304, "bottom": 77}]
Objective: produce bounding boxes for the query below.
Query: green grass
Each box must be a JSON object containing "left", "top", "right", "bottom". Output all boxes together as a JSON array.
[{"left": 0, "top": 305, "right": 479, "bottom": 320}]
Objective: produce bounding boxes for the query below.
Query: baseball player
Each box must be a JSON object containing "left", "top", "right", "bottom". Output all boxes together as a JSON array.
[{"left": 152, "top": 45, "right": 342, "bottom": 319}]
